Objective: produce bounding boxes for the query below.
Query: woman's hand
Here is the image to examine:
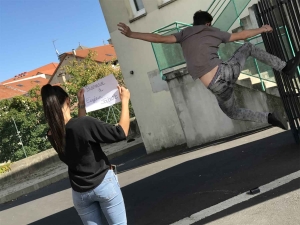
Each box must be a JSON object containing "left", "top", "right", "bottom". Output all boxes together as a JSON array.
[
  {"left": 77, "top": 88, "right": 85, "bottom": 104},
  {"left": 118, "top": 85, "right": 130, "bottom": 102}
]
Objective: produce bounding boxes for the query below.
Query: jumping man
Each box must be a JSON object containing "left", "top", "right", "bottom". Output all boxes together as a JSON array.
[{"left": 118, "top": 11, "right": 300, "bottom": 130}]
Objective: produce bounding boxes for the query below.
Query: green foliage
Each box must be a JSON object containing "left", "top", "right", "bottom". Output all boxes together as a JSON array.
[
  {"left": 0, "top": 162, "right": 11, "bottom": 174},
  {"left": 63, "top": 51, "right": 134, "bottom": 124},
  {"left": 0, "top": 50, "right": 134, "bottom": 162},
  {"left": 0, "top": 94, "right": 51, "bottom": 162}
]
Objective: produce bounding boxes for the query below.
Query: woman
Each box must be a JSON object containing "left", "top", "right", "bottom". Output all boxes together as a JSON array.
[{"left": 41, "top": 84, "right": 130, "bottom": 225}]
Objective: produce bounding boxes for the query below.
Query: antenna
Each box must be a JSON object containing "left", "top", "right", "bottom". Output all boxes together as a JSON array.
[{"left": 52, "top": 39, "right": 60, "bottom": 59}]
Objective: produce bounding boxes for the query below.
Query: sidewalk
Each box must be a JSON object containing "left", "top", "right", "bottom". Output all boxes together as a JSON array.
[
  {"left": 0, "top": 127, "right": 299, "bottom": 225},
  {"left": 0, "top": 136, "right": 144, "bottom": 204}
]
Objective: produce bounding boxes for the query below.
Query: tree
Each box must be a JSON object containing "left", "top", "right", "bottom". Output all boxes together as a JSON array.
[
  {"left": 0, "top": 94, "right": 50, "bottom": 162},
  {"left": 63, "top": 50, "right": 134, "bottom": 123},
  {"left": 0, "top": 50, "right": 134, "bottom": 162}
]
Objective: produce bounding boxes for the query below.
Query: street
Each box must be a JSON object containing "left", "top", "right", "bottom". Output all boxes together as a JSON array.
[{"left": 1, "top": 128, "right": 300, "bottom": 225}]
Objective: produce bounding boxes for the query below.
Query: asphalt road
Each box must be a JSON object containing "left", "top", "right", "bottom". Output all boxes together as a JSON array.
[{"left": 1, "top": 128, "right": 299, "bottom": 225}]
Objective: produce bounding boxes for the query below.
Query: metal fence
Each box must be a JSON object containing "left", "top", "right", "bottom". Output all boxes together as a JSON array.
[{"left": 254, "top": 0, "right": 300, "bottom": 143}]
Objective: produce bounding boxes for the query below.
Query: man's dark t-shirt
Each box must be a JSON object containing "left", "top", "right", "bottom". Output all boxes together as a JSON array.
[
  {"left": 173, "top": 25, "right": 231, "bottom": 80},
  {"left": 47, "top": 116, "right": 126, "bottom": 192}
]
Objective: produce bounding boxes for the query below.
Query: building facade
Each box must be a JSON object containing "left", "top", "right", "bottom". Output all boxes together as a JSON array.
[
  {"left": 99, "top": 0, "right": 262, "bottom": 153},
  {"left": 50, "top": 44, "right": 117, "bottom": 85}
]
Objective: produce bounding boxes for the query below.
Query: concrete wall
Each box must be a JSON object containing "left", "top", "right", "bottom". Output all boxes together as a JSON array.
[
  {"left": 98, "top": 0, "right": 262, "bottom": 153},
  {"left": 165, "top": 68, "right": 286, "bottom": 148},
  {"left": 0, "top": 118, "right": 141, "bottom": 184}
]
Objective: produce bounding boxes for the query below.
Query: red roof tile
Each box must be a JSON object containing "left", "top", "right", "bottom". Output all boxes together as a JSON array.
[
  {"left": 49, "top": 45, "right": 117, "bottom": 84},
  {"left": 66, "top": 45, "right": 116, "bottom": 62},
  {"left": 2, "top": 62, "right": 58, "bottom": 84},
  {"left": 0, "top": 85, "right": 25, "bottom": 100},
  {"left": 4, "top": 77, "right": 48, "bottom": 93}
]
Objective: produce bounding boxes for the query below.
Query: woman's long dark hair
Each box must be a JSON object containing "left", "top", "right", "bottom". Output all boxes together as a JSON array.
[{"left": 41, "top": 84, "right": 69, "bottom": 154}]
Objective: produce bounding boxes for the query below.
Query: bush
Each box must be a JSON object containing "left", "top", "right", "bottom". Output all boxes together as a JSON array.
[{"left": 0, "top": 162, "right": 11, "bottom": 174}]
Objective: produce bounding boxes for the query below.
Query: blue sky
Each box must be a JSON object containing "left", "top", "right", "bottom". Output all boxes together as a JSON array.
[{"left": 0, "top": 0, "right": 110, "bottom": 81}]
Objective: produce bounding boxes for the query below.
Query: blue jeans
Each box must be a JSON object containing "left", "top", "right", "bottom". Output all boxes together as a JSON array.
[{"left": 72, "top": 170, "right": 127, "bottom": 225}]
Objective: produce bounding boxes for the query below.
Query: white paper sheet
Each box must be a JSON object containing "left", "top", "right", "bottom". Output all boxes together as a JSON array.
[{"left": 83, "top": 74, "right": 120, "bottom": 113}]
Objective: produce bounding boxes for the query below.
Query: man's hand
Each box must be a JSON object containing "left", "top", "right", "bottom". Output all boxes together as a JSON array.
[
  {"left": 118, "top": 23, "right": 132, "bottom": 38},
  {"left": 77, "top": 88, "right": 85, "bottom": 104},
  {"left": 261, "top": 24, "right": 273, "bottom": 33}
]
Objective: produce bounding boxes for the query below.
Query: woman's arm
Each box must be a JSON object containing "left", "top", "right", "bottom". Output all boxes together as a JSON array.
[
  {"left": 117, "top": 86, "right": 130, "bottom": 136},
  {"left": 77, "top": 89, "right": 86, "bottom": 117},
  {"left": 84, "top": 86, "right": 131, "bottom": 143}
]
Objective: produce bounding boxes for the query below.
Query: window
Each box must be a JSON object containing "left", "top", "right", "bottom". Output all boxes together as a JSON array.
[
  {"left": 129, "top": 0, "right": 145, "bottom": 17},
  {"left": 158, "top": 0, "right": 176, "bottom": 9},
  {"left": 16, "top": 84, "right": 23, "bottom": 87}
]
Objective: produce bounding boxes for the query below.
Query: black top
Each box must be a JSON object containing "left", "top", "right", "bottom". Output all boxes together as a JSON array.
[{"left": 47, "top": 116, "right": 126, "bottom": 192}]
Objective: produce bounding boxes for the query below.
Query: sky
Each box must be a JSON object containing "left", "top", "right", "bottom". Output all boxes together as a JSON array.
[{"left": 0, "top": 0, "right": 110, "bottom": 81}]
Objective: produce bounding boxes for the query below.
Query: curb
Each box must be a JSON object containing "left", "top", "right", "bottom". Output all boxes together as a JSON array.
[
  {"left": 0, "top": 170, "right": 68, "bottom": 204},
  {"left": 0, "top": 138, "right": 144, "bottom": 204}
]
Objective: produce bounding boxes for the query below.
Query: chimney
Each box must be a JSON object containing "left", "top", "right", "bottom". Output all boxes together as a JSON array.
[
  {"left": 58, "top": 53, "right": 65, "bottom": 62},
  {"left": 72, "top": 49, "right": 76, "bottom": 56}
]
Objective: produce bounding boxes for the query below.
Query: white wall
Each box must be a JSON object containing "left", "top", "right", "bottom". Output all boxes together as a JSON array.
[
  {"left": 165, "top": 71, "right": 285, "bottom": 148},
  {"left": 99, "top": 0, "right": 258, "bottom": 153}
]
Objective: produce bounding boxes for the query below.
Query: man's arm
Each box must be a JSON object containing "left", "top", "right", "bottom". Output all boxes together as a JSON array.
[
  {"left": 229, "top": 25, "right": 273, "bottom": 42},
  {"left": 118, "top": 23, "right": 176, "bottom": 43},
  {"left": 77, "top": 89, "right": 86, "bottom": 117}
]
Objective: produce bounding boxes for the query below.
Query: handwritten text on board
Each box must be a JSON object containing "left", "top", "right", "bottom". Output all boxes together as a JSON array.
[{"left": 83, "top": 74, "right": 120, "bottom": 113}]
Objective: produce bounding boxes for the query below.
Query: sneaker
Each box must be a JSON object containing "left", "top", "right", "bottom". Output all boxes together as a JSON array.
[
  {"left": 268, "top": 112, "right": 288, "bottom": 130},
  {"left": 282, "top": 51, "right": 300, "bottom": 78}
]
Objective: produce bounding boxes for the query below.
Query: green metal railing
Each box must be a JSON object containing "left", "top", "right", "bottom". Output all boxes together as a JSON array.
[
  {"left": 151, "top": 0, "right": 299, "bottom": 88},
  {"left": 151, "top": 22, "right": 192, "bottom": 79},
  {"left": 226, "top": 25, "right": 298, "bottom": 91}
]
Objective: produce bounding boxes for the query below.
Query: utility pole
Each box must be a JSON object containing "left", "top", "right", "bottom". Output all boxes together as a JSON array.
[{"left": 12, "top": 117, "right": 27, "bottom": 158}]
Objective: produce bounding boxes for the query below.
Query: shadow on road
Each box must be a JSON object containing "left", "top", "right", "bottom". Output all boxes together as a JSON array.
[
  {"left": 0, "top": 177, "right": 71, "bottom": 212},
  {"left": 18, "top": 130, "right": 300, "bottom": 225}
]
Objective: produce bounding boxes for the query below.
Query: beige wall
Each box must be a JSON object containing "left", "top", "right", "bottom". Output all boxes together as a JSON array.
[
  {"left": 50, "top": 56, "right": 84, "bottom": 85},
  {"left": 98, "top": 0, "right": 257, "bottom": 153}
]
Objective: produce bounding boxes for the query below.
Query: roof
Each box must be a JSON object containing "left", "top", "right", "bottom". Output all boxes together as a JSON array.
[
  {"left": 49, "top": 45, "right": 117, "bottom": 84},
  {"left": 0, "top": 85, "right": 25, "bottom": 100},
  {"left": 76, "top": 45, "right": 89, "bottom": 50},
  {"left": 1, "top": 62, "right": 58, "bottom": 84},
  {"left": 3, "top": 77, "right": 49, "bottom": 93},
  {"left": 38, "top": 68, "right": 57, "bottom": 75},
  {"left": 66, "top": 45, "right": 116, "bottom": 63}
]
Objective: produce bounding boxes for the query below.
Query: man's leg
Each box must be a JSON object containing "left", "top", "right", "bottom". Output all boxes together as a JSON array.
[
  {"left": 229, "top": 42, "right": 300, "bottom": 78},
  {"left": 223, "top": 42, "right": 284, "bottom": 85},
  {"left": 216, "top": 88, "right": 269, "bottom": 123},
  {"left": 208, "top": 64, "right": 288, "bottom": 129},
  {"left": 216, "top": 89, "right": 288, "bottom": 129}
]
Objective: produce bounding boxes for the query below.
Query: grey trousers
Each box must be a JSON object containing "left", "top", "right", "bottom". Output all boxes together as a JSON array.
[{"left": 208, "top": 42, "right": 286, "bottom": 123}]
